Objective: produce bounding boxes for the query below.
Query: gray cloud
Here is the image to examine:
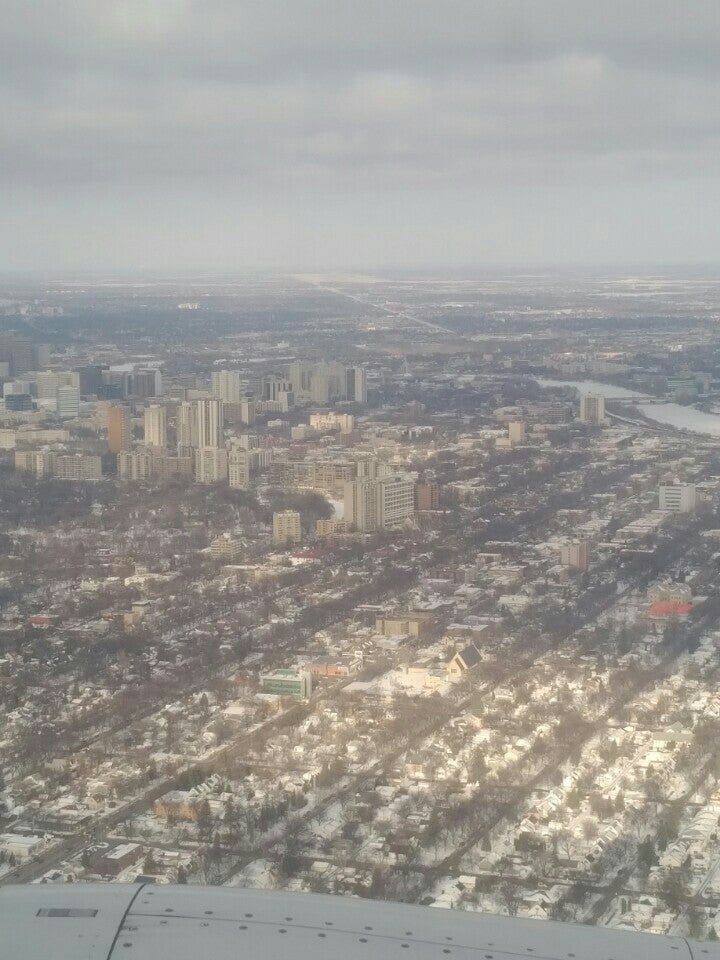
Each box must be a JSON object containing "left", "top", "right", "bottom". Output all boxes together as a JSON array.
[{"left": 2, "top": 1, "right": 720, "bottom": 269}]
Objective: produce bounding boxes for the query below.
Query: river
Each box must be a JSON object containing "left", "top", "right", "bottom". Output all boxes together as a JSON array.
[{"left": 535, "top": 378, "right": 720, "bottom": 437}]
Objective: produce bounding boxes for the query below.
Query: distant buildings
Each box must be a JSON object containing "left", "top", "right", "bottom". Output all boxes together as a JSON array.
[
  {"left": 273, "top": 510, "right": 302, "bottom": 545},
  {"left": 659, "top": 483, "right": 698, "bottom": 514},
  {"left": 309, "top": 411, "right": 355, "bottom": 434},
  {"left": 16, "top": 451, "right": 102, "bottom": 480},
  {"left": 287, "top": 361, "right": 367, "bottom": 405}
]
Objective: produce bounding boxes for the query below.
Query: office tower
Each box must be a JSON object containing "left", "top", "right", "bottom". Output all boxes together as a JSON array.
[
  {"left": 659, "top": 483, "right": 698, "bottom": 514},
  {"left": 130, "top": 368, "right": 161, "bottom": 399},
  {"left": 195, "top": 447, "right": 228, "bottom": 484},
  {"left": 345, "top": 366, "right": 368, "bottom": 403},
  {"left": 77, "top": 365, "right": 105, "bottom": 396},
  {"left": 272, "top": 510, "right": 302, "bottom": 545},
  {"left": 508, "top": 421, "right": 526, "bottom": 444},
  {"left": 211, "top": 369, "right": 243, "bottom": 404},
  {"left": 177, "top": 401, "right": 198, "bottom": 453},
  {"left": 0, "top": 335, "right": 42, "bottom": 376},
  {"left": 144, "top": 405, "right": 167, "bottom": 448},
  {"left": 376, "top": 475, "right": 416, "bottom": 528},
  {"left": 56, "top": 386, "right": 80, "bottom": 419},
  {"left": 107, "top": 404, "right": 132, "bottom": 453},
  {"left": 196, "top": 398, "right": 224, "bottom": 449},
  {"left": 228, "top": 447, "right": 250, "bottom": 489},
  {"left": 4, "top": 393, "right": 33, "bottom": 412},
  {"left": 344, "top": 478, "right": 378, "bottom": 532},
  {"left": 560, "top": 540, "right": 589, "bottom": 570},
  {"left": 579, "top": 393, "right": 606, "bottom": 424},
  {"left": 35, "top": 372, "right": 59, "bottom": 400}
]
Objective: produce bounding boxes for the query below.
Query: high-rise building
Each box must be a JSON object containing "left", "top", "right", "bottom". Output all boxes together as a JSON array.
[
  {"left": 176, "top": 401, "right": 198, "bottom": 453},
  {"left": 272, "top": 510, "right": 302, "bottom": 545},
  {"left": 228, "top": 447, "right": 250, "bottom": 489},
  {"left": 345, "top": 366, "right": 368, "bottom": 403},
  {"left": 129, "top": 368, "right": 162, "bottom": 399},
  {"left": 288, "top": 361, "right": 314, "bottom": 401},
  {"left": 77, "top": 365, "right": 106, "bottom": 396},
  {"left": 344, "top": 478, "right": 378, "bottom": 532},
  {"left": 240, "top": 397, "right": 256, "bottom": 425},
  {"left": 144, "top": 405, "right": 167, "bottom": 448},
  {"left": 56, "top": 385, "right": 80, "bottom": 419},
  {"left": 196, "top": 398, "right": 224, "bottom": 449},
  {"left": 195, "top": 446, "right": 228, "bottom": 484},
  {"left": 659, "top": 483, "right": 698, "bottom": 514},
  {"left": 376, "top": 475, "right": 416, "bottom": 528},
  {"left": 4, "top": 393, "right": 33, "bottom": 412},
  {"left": 107, "top": 405, "right": 132, "bottom": 453},
  {"left": 211, "top": 369, "right": 243, "bottom": 404},
  {"left": 118, "top": 449, "right": 154, "bottom": 481},
  {"left": 210, "top": 536, "right": 244, "bottom": 562},
  {"left": 0, "top": 335, "right": 46, "bottom": 376},
  {"left": 560, "top": 540, "right": 589, "bottom": 570},
  {"left": 14, "top": 450, "right": 53, "bottom": 478},
  {"left": 415, "top": 482, "right": 440, "bottom": 511},
  {"left": 579, "top": 394, "right": 606, "bottom": 424}
]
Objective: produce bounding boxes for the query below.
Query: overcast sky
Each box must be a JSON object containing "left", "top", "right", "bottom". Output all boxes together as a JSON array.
[{"left": 3, "top": 1, "right": 720, "bottom": 273}]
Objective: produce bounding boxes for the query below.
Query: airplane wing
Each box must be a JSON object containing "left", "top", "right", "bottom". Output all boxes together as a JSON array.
[{"left": 0, "top": 883, "right": 718, "bottom": 960}]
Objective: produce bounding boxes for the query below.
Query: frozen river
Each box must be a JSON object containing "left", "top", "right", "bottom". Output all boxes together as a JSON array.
[{"left": 536, "top": 378, "right": 720, "bottom": 437}]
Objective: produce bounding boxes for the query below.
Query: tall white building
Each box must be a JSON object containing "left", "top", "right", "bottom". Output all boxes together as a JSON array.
[
  {"left": 196, "top": 398, "right": 224, "bottom": 449},
  {"left": 344, "top": 478, "right": 378, "bottom": 532},
  {"left": 56, "top": 385, "right": 80, "bottom": 419},
  {"left": 144, "top": 404, "right": 167, "bottom": 448},
  {"left": 211, "top": 369, "right": 243, "bottom": 404},
  {"left": 579, "top": 393, "right": 606, "bottom": 424},
  {"left": 177, "top": 401, "right": 198, "bottom": 453},
  {"left": 659, "top": 483, "right": 698, "bottom": 514},
  {"left": 376, "top": 475, "right": 416, "bottom": 528}
]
